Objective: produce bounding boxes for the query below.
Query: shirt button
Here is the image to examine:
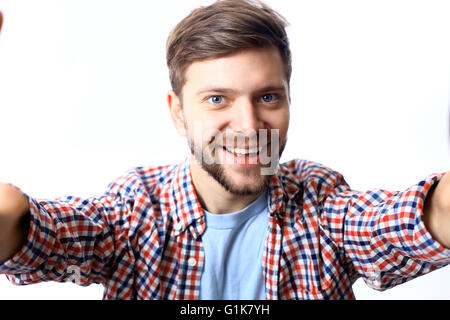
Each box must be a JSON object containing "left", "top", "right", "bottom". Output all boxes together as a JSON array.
[
  {"left": 188, "top": 258, "right": 197, "bottom": 267},
  {"left": 174, "top": 222, "right": 183, "bottom": 231}
]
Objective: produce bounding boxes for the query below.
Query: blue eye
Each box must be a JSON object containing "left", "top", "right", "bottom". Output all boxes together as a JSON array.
[
  {"left": 261, "top": 94, "right": 277, "bottom": 103},
  {"left": 208, "top": 95, "right": 225, "bottom": 105}
]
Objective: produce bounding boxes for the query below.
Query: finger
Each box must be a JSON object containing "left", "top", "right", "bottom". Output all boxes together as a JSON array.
[{"left": 0, "top": 11, "right": 3, "bottom": 33}]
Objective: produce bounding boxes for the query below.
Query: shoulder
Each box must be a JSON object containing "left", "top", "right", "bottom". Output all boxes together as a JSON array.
[
  {"left": 278, "top": 159, "right": 348, "bottom": 200},
  {"left": 105, "top": 163, "right": 179, "bottom": 199}
]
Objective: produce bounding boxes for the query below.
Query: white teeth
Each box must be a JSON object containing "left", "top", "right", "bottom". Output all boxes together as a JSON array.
[{"left": 225, "top": 146, "right": 263, "bottom": 155}]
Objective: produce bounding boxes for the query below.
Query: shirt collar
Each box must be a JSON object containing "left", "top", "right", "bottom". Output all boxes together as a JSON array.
[
  {"left": 267, "top": 167, "right": 287, "bottom": 219},
  {"left": 168, "top": 158, "right": 206, "bottom": 238},
  {"left": 167, "top": 159, "right": 288, "bottom": 238}
]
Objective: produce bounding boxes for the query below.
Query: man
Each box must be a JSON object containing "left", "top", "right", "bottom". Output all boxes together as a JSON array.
[{"left": 0, "top": 0, "right": 449, "bottom": 300}]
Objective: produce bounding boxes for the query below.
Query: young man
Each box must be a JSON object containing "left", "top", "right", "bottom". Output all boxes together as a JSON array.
[{"left": 0, "top": 0, "right": 450, "bottom": 300}]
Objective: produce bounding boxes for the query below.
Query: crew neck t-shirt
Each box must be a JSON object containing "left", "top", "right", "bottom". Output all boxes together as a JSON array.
[{"left": 199, "top": 192, "right": 269, "bottom": 300}]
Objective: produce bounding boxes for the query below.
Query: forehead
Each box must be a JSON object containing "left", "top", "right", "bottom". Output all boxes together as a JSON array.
[{"left": 182, "top": 47, "right": 288, "bottom": 97}]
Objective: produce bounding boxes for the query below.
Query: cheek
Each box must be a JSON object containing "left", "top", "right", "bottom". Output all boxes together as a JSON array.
[
  {"left": 186, "top": 116, "right": 227, "bottom": 146},
  {"left": 281, "top": 112, "right": 290, "bottom": 139},
  {"left": 263, "top": 109, "right": 290, "bottom": 137}
]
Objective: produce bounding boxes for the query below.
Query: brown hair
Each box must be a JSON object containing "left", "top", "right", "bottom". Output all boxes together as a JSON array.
[{"left": 166, "top": 0, "right": 291, "bottom": 98}]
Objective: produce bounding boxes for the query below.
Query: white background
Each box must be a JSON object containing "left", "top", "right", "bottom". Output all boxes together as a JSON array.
[{"left": 0, "top": 0, "right": 449, "bottom": 299}]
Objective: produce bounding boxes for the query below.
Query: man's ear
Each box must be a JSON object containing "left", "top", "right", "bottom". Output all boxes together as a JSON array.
[{"left": 167, "top": 90, "right": 187, "bottom": 137}]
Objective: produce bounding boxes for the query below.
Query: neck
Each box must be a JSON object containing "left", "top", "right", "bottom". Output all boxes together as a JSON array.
[{"left": 189, "top": 156, "right": 265, "bottom": 214}]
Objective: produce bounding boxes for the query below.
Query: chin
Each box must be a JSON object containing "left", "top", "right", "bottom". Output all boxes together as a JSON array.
[{"left": 204, "top": 162, "right": 271, "bottom": 196}]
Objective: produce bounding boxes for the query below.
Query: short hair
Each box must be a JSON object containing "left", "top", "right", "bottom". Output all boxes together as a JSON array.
[{"left": 166, "top": 0, "right": 291, "bottom": 98}]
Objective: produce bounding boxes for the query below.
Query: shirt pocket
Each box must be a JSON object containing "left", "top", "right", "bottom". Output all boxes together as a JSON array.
[{"left": 281, "top": 219, "right": 342, "bottom": 299}]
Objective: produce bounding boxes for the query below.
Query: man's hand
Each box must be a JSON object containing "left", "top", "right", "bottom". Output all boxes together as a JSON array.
[
  {"left": 0, "top": 183, "right": 30, "bottom": 264},
  {"left": 0, "top": 183, "right": 29, "bottom": 218},
  {"left": 0, "top": 11, "right": 3, "bottom": 33},
  {"left": 424, "top": 171, "right": 450, "bottom": 249}
]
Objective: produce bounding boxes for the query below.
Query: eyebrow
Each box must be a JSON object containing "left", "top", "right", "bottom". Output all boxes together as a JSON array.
[{"left": 195, "top": 85, "right": 287, "bottom": 97}]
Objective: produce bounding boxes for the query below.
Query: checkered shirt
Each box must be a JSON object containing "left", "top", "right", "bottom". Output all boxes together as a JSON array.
[{"left": 1, "top": 159, "right": 449, "bottom": 299}]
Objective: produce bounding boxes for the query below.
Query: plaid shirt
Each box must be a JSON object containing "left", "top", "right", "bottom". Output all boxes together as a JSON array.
[{"left": 1, "top": 159, "right": 449, "bottom": 299}]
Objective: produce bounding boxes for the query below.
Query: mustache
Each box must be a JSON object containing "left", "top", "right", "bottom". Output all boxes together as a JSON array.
[{"left": 206, "top": 129, "right": 279, "bottom": 149}]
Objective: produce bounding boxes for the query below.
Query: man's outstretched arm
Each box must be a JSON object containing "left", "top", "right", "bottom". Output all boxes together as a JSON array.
[
  {"left": 0, "top": 14, "right": 29, "bottom": 263},
  {"left": 424, "top": 171, "right": 450, "bottom": 249}
]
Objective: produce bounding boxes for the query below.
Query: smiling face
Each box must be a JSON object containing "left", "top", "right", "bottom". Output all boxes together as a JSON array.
[{"left": 168, "top": 47, "right": 290, "bottom": 196}]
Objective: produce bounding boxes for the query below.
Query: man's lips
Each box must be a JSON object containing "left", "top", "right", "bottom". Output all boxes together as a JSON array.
[
  {"left": 218, "top": 145, "right": 273, "bottom": 167},
  {"left": 222, "top": 145, "right": 263, "bottom": 156},
  {"left": 222, "top": 146, "right": 260, "bottom": 166}
]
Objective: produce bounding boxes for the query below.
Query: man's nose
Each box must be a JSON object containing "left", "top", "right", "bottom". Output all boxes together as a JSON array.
[{"left": 232, "top": 98, "right": 262, "bottom": 133}]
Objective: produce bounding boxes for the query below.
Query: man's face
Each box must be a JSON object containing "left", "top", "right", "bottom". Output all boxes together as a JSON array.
[{"left": 169, "top": 47, "right": 290, "bottom": 196}]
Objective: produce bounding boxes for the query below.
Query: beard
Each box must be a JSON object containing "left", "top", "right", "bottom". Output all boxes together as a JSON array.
[{"left": 187, "top": 130, "right": 286, "bottom": 196}]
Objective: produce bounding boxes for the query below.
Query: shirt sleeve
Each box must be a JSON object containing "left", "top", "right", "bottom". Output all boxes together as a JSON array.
[
  {"left": 321, "top": 172, "right": 450, "bottom": 291},
  {"left": 0, "top": 191, "right": 134, "bottom": 287}
]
